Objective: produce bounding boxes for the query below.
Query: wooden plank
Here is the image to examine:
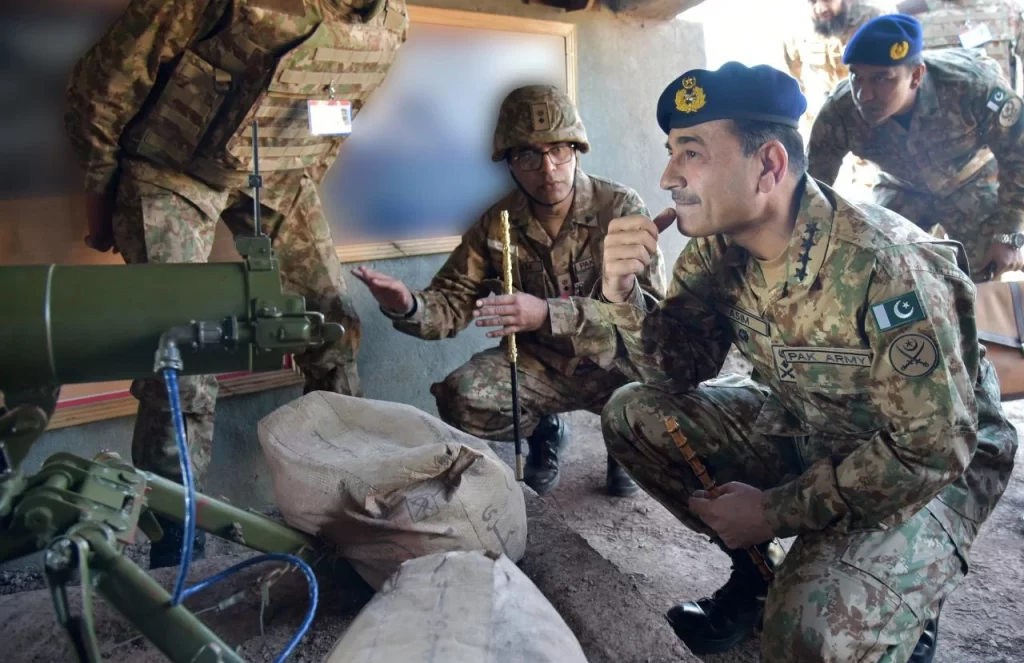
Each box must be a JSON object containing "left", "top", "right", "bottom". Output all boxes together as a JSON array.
[
  {"left": 47, "top": 369, "right": 304, "bottom": 430},
  {"left": 335, "top": 236, "right": 462, "bottom": 263},
  {"left": 408, "top": 5, "right": 575, "bottom": 37}
]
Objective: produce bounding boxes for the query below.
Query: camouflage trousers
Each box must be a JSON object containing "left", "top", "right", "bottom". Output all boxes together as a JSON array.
[
  {"left": 872, "top": 165, "right": 999, "bottom": 282},
  {"left": 111, "top": 164, "right": 362, "bottom": 487},
  {"left": 432, "top": 346, "right": 628, "bottom": 441},
  {"left": 601, "top": 375, "right": 966, "bottom": 663}
]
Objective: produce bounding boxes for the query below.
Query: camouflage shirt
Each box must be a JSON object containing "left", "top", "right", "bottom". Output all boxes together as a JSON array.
[
  {"left": 391, "top": 170, "right": 667, "bottom": 375},
  {"left": 570, "top": 177, "right": 1016, "bottom": 554},
  {"left": 64, "top": 0, "right": 406, "bottom": 212},
  {"left": 783, "top": 0, "right": 889, "bottom": 128},
  {"left": 808, "top": 48, "right": 1024, "bottom": 235}
]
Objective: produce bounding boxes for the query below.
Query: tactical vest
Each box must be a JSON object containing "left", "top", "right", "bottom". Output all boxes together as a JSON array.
[
  {"left": 123, "top": 0, "right": 408, "bottom": 187},
  {"left": 917, "top": 2, "right": 1020, "bottom": 89}
]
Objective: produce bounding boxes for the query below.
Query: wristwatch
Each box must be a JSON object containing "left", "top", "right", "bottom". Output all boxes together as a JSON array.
[{"left": 993, "top": 232, "right": 1024, "bottom": 249}]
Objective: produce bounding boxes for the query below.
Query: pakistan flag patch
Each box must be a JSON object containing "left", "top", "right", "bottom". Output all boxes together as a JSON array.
[{"left": 871, "top": 291, "right": 926, "bottom": 331}]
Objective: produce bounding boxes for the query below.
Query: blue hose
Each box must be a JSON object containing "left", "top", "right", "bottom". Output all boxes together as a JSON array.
[
  {"left": 163, "top": 367, "right": 195, "bottom": 606},
  {"left": 162, "top": 367, "right": 319, "bottom": 662},
  {"left": 180, "top": 553, "right": 320, "bottom": 663}
]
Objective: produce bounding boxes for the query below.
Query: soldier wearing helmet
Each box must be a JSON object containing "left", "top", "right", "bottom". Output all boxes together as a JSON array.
[{"left": 353, "top": 85, "right": 666, "bottom": 497}]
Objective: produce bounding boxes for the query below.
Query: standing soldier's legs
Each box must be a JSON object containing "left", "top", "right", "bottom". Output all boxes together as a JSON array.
[
  {"left": 223, "top": 174, "right": 362, "bottom": 396},
  {"left": 111, "top": 172, "right": 220, "bottom": 567},
  {"left": 431, "top": 347, "right": 633, "bottom": 496},
  {"left": 601, "top": 376, "right": 955, "bottom": 662}
]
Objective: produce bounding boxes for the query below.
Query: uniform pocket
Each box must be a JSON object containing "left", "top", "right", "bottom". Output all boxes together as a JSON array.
[
  {"left": 774, "top": 345, "right": 885, "bottom": 434},
  {"left": 135, "top": 50, "right": 231, "bottom": 170},
  {"left": 840, "top": 507, "right": 965, "bottom": 619}
]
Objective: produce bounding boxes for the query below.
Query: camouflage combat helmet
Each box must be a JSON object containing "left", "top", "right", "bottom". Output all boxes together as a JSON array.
[{"left": 491, "top": 85, "right": 591, "bottom": 162}]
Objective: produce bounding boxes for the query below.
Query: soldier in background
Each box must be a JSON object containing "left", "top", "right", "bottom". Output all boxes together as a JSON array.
[
  {"left": 64, "top": 0, "right": 408, "bottom": 568},
  {"left": 783, "top": 0, "right": 889, "bottom": 195},
  {"left": 353, "top": 86, "right": 666, "bottom": 498},
  {"left": 809, "top": 14, "right": 1024, "bottom": 281}
]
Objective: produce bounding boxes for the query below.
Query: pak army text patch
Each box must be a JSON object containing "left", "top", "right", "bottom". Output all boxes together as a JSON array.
[{"left": 871, "top": 291, "right": 925, "bottom": 332}]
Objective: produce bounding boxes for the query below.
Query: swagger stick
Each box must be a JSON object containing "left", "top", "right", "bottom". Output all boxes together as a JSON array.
[
  {"left": 664, "top": 416, "right": 773, "bottom": 581},
  {"left": 501, "top": 210, "right": 524, "bottom": 481}
]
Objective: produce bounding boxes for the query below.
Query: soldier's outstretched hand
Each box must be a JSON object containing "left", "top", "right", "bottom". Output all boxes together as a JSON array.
[
  {"left": 351, "top": 266, "right": 414, "bottom": 315},
  {"left": 602, "top": 208, "right": 675, "bottom": 303}
]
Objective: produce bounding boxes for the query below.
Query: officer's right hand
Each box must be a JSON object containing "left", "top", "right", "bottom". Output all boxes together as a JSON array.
[
  {"left": 601, "top": 208, "right": 676, "bottom": 303},
  {"left": 84, "top": 191, "right": 118, "bottom": 253},
  {"left": 351, "top": 266, "right": 414, "bottom": 315}
]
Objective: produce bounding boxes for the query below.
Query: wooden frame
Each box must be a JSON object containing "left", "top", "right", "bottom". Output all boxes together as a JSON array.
[{"left": 332, "top": 5, "right": 578, "bottom": 264}]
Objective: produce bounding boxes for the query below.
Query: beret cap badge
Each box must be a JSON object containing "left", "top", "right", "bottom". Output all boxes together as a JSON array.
[
  {"left": 889, "top": 40, "right": 910, "bottom": 60},
  {"left": 675, "top": 76, "right": 707, "bottom": 114}
]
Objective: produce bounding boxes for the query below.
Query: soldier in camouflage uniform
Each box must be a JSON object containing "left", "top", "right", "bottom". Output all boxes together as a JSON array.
[
  {"left": 783, "top": 0, "right": 889, "bottom": 196},
  {"left": 586, "top": 62, "right": 1017, "bottom": 661},
  {"left": 352, "top": 85, "right": 666, "bottom": 497},
  {"left": 64, "top": 0, "right": 408, "bottom": 567},
  {"left": 808, "top": 14, "right": 1024, "bottom": 282},
  {"left": 784, "top": 0, "right": 889, "bottom": 132}
]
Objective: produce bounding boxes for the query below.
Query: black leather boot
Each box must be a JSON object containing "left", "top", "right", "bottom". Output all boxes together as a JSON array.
[
  {"left": 524, "top": 414, "right": 568, "bottom": 496},
  {"left": 666, "top": 540, "right": 785, "bottom": 655},
  {"left": 149, "top": 513, "right": 207, "bottom": 570},
  {"left": 606, "top": 456, "right": 641, "bottom": 497},
  {"left": 909, "top": 600, "right": 942, "bottom": 663}
]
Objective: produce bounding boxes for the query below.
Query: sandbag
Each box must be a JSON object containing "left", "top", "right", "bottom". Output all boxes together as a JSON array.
[
  {"left": 324, "top": 551, "right": 589, "bottom": 663},
  {"left": 257, "top": 392, "right": 527, "bottom": 589}
]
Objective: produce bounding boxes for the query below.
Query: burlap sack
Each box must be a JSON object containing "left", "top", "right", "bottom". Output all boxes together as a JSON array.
[
  {"left": 257, "top": 392, "right": 527, "bottom": 589},
  {"left": 325, "top": 551, "right": 588, "bottom": 663}
]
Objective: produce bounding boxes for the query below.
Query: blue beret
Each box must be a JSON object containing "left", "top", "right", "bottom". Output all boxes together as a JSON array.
[
  {"left": 656, "top": 61, "right": 807, "bottom": 134},
  {"left": 843, "top": 14, "right": 923, "bottom": 66}
]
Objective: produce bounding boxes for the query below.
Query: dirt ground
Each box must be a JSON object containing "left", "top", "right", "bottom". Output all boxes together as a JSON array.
[{"left": 3, "top": 354, "right": 1023, "bottom": 662}]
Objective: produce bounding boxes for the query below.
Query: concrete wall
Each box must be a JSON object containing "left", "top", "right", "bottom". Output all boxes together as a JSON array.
[{"left": 23, "top": 3, "right": 705, "bottom": 510}]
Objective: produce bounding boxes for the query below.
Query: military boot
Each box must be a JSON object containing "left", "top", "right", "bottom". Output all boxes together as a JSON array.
[
  {"left": 524, "top": 414, "right": 568, "bottom": 496},
  {"left": 149, "top": 513, "right": 207, "bottom": 570},
  {"left": 606, "top": 456, "right": 641, "bottom": 497},
  {"left": 666, "top": 540, "right": 785, "bottom": 655},
  {"left": 909, "top": 600, "right": 943, "bottom": 663}
]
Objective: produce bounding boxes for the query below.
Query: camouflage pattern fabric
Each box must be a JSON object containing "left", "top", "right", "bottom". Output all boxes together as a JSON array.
[
  {"left": 808, "top": 48, "right": 1024, "bottom": 279},
  {"left": 582, "top": 176, "right": 1017, "bottom": 656},
  {"left": 783, "top": 0, "right": 888, "bottom": 130},
  {"left": 392, "top": 170, "right": 667, "bottom": 377},
  {"left": 491, "top": 85, "right": 592, "bottom": 161},
  {"left": 434, "top": 346, "right": 629, "bottom": 441},
  {"left": 112, "top": 161, "right": 362, "bottom": 485},
  {"left": 591, "top": 176, "right": 1017, "bottom": 657},
  {"left": 914, "top": 0, "right": 1024, "bottom": 90},
  {"left": 64, "top": 0, "right": 408, "bottom": 196},
  {"left": 783, "top": 0, "right": 888, "bottom": 194},
  {"left": 601, "top": 375, "right": 966, "bottom": 661}
]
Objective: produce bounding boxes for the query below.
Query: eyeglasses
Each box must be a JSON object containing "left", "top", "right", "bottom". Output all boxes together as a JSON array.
[{"left": 508, "top": 143, "right": 576, "bottom": 171}]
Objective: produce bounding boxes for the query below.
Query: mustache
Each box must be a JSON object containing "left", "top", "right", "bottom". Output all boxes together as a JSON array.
[{"left": 672, "top": 192, "right": 701, "bottom": 205}]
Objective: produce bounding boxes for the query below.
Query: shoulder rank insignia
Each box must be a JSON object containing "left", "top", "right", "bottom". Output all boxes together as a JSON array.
[
  {"left": 872, "top": 291, "right": 925, "bottom": 331},
  {"left": 794, "top": 221, "right": 818, "bottom": 282},
  {"left": 675, "top": 77, "right": 707, "bottom": 114}
]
